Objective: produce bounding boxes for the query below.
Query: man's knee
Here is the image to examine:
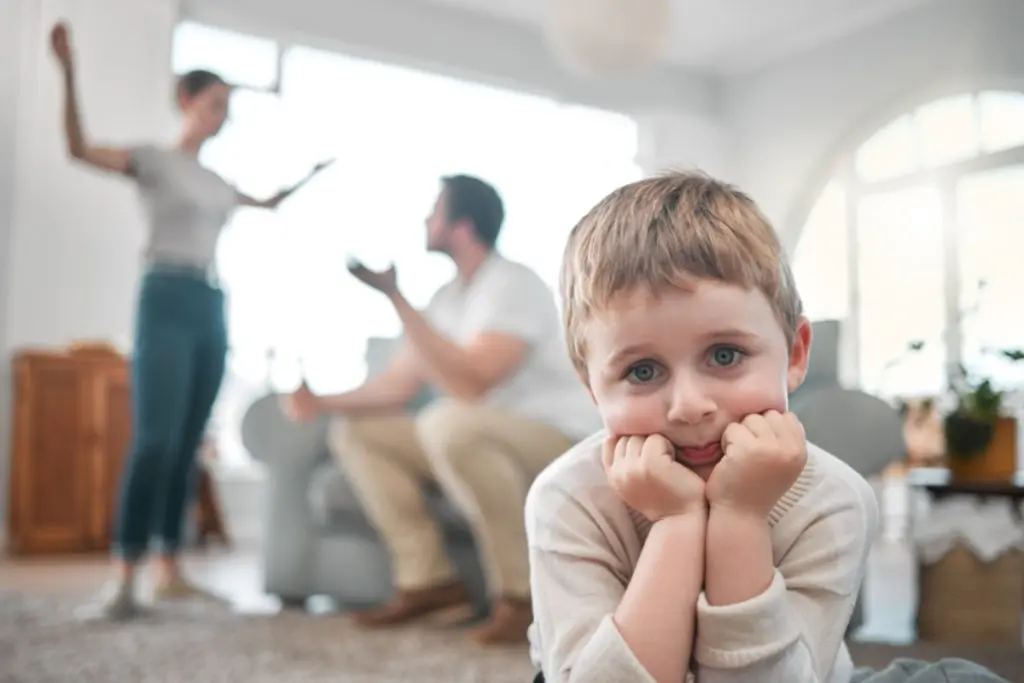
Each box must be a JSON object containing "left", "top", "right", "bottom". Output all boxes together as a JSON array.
[
  {"left": 327, "top": 414, "right": 398, "bottom": 460},
  {"left": 415, "top": 400, "right": 486, "bottom": 465}
]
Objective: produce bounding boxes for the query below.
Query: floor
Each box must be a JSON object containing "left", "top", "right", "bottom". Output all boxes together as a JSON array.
[{"left": 0, "top": 474, "right": 954, "bottom": 646}]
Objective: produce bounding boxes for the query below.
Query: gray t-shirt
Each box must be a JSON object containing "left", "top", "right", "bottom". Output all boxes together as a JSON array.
[
  {"left": 426, "top": 253, "right": 600, "bottom": 440},
  {"left": 130, "top": 145, "right": 238, "bottom": 271}
]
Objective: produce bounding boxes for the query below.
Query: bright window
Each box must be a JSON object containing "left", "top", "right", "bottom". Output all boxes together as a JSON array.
[
  {"left": 792, "top": 181, "right": 848, "bottom": 322},
  {"left": 792, "top": 90, "right": 1024, "bottom": 399},
  {"left": 172, "top": 25, "right": 641, "bottom": 466}
]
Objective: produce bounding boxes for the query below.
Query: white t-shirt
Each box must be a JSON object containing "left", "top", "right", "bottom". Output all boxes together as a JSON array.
[{"left": 426, "top": 253, "right": 600, "bottom": 440}]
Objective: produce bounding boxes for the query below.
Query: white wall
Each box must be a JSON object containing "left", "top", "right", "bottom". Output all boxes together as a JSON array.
[
  {"left": 0, "top": 0, "right": 23, "bottom": 553},
  {"left": 636, "top": 110, "right": 734, "bottom": 180},
  {"left": 725, "top": 0, "right": 1024, "bottom": 250},
  {"left": 0, "top": 0, "right": 179, "bottom": 548}
]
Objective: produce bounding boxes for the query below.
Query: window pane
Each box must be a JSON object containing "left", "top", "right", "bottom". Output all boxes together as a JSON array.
[
  {"left": 915, "top": 94, "right": 979, "bottom": 168},
  {"left": 792, "top": 180, "right": 848, "bottom": 321},
  {"left": 172, "top": 21, "right": 279, "bottom": 90},
  {"left": 198, "top": 89, "right": 320, "bottom": 388},
  {"left": 856, "top": 186, "right": 946, "bottom": 397},
  {"left": 855, "top": 115, "right": 918, "bottom": 183},
  {"left": 957, "top": 164, "right": 1024, "bottom": 389},
  {"left": 978, "top": 90, "right": 1024, "bottom": 154}
]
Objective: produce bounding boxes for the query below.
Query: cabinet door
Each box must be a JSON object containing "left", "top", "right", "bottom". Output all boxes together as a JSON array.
[
  {"left": 89, "top": 364, "right": 131, "bottom": 549},
  {"left": 9, "top": 358, "right": 94, "bottom": 554}
]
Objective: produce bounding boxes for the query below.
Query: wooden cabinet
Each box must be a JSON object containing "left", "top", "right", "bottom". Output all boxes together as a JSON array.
[{"left": 7, "top": 347, "right": 131, "bottom": 555}]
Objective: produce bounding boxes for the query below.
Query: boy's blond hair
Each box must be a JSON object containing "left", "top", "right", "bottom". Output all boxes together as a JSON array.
[{"left": 560, "top": 171, "right": 803, "bottom": 375}]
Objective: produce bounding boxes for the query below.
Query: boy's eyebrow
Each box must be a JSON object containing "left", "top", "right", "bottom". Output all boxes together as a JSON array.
[
  {"left": 604, "top": 344, "right": 653, "bottom": 366},
  {"left": 699, "top": 327, "right": 760, "bottom": 342}
]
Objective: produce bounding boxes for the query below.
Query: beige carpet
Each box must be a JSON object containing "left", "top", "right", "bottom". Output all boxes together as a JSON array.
[
  {"left": 0, "top": 590, "right": 534, "bottom": 682},
  {"left": 3, "top": 590, "right": 1022, "bottom": 682}
]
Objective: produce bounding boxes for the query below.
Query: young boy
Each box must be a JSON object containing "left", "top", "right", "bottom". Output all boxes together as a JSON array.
[{"left": 525, "top": 172, "right": 1009, "bottom": 683}]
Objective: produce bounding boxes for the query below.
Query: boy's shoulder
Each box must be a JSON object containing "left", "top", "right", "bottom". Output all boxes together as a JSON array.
[
  {"left": 799, "top": 442, "right": 880, "bottom": 529},
  {"left": 525, "top": 430, "right": 640, "bottom": 545},
  {"left": 527, "top": 430, "right": 610, "bottom": 510}
]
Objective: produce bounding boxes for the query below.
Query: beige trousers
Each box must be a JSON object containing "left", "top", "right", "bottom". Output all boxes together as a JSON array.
[{"left": 328, "top": 399, "right": 573, "bottom": 600}]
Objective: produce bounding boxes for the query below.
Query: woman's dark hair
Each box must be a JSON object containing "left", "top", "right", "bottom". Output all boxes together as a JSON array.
[
  {"left": 441, "top": 174, "right": 505, "bottom": 249},
  {"left": 176, "top": 69, "right": 227, "bottom": 99}
]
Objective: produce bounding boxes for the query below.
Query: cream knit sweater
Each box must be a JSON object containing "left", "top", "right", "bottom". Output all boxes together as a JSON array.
[{"left": 526, "top": 430, "right": 879, "bottom": 683}]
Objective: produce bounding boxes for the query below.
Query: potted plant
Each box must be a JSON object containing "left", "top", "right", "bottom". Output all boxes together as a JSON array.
[{"left": 942, "top": 349, "right": 1024, "bottom": 482}]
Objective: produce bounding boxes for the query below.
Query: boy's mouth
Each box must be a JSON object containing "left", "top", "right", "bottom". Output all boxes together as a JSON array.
[{"left": 675, "top": 441, "right": 722, "bottom": 467}]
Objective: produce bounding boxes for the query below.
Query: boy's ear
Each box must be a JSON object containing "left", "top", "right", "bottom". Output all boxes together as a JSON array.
[{"left": 786, "top": 317, "right": 813, "bottom": 393}]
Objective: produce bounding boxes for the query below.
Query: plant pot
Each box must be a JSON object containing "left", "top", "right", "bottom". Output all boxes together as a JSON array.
[{"left": 947, "top": 416, "right": 1018, "bottom": 483}]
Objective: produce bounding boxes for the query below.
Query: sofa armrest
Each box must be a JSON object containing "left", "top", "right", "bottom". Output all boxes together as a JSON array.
[
  {"left": 241, "top": 393, "right": 330, "bottom": 600},
  {"left": 241, "top": 393, "right": 329, "bottom": 468}
]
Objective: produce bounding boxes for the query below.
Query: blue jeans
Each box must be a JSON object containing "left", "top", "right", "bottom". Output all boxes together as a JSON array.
[{"left": 112, "top": 270, "right": 228, "bottom": 562}]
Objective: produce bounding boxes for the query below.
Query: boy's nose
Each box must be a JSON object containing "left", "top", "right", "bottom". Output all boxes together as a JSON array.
[{"left": 666, "top": 381, "right": 716, "bottom": 425}]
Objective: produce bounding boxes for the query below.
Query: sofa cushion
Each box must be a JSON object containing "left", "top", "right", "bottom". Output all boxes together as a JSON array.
[{"left": 307, "top": 461, "right": 473, "bottom": 535}]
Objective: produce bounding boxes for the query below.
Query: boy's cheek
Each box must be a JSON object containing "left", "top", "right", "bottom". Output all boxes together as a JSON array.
[
  {"left": 598, "top": 397, "right": 664, "bottom": 436},
  {"left": 727, "top": 376, "right": 790, "bottom": 420}
]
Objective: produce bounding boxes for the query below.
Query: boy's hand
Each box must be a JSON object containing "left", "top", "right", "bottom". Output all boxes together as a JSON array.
[
  {"left": 705, "top": 411, "right": 807, "bottom": 518},
  {"left": 603, "top": 434, "right": 706, "bottom": 522}
]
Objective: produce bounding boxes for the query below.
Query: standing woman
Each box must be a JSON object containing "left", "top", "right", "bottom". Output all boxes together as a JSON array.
[{"left": 49, "top": 21, "right": 331, "bottom": 620}]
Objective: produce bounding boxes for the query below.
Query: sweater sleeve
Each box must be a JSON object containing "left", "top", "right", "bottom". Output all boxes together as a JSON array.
[
  {"left": 527, "top": 476, "right": 692, "bottom": 683},
  {"left": 693, "top": 476, "right": 878, "bottom": 682}
]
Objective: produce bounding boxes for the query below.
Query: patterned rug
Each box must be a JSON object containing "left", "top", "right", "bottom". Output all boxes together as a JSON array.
[{"left": 2, "top": 590, "right": 1022, "bottom": 682}]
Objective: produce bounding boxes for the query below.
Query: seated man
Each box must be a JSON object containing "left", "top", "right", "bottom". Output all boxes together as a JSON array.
[{"left": 283, "top": 174, "right": 599, "bottom": 645}]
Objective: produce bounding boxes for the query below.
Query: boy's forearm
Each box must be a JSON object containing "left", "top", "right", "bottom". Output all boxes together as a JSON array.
[
  {"left": 614, "top": 510, "right": 706, "bottom": 683},
  {"left": 704, "top": 505, "right": 774, "bottom": 606}
]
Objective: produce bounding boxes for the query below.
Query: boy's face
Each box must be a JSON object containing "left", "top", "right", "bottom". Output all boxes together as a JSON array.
[{"left": 583, "top": 279, "right": 812, "bottom": 481}]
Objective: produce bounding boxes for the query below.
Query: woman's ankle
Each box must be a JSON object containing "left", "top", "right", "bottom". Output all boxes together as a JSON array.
[
  {"left": 152, "top": 555, "right": 182, "bottom": 587},
  {"left": 112, "top": 559, "right": 138, "bottom": 585}
]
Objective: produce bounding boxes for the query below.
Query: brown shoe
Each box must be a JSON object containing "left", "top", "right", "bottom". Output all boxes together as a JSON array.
[
  {"left": 470, "top": 597, "right": 533, "bottom": 645},
  {"left": 350, "top": 580, "right": 474, "bottom": 628}
]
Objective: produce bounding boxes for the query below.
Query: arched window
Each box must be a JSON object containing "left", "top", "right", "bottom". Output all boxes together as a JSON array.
[{"left": 792, "top": 90, "right": 1024, "bottom": 400}]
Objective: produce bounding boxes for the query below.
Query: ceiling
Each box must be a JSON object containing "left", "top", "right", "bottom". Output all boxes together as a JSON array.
[{"left": 411, "top": 0, "right": 941, "bottom": 73}]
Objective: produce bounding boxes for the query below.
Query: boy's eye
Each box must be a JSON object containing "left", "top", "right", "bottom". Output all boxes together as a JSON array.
[
  {"left": 710, "top": 346, "right": 744, "bottom": 367},
  {"left": 626, "top": 361, "right": 661, "bottom": 384}
]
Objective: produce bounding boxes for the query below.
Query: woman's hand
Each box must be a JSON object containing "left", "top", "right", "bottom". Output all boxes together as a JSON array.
[
  {"left": 245, "top": 158, "right": 337, "bottom": 209},
  {"left": 50, "top": 22, "right": 74, "bottom": 72},
  {"left": 311, "top": 158, "right": 336, "bottom": 174}
]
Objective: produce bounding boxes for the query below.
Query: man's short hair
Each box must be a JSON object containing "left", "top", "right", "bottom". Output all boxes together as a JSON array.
[{"left": 441, "top": 174, "right": 505, "bottom": 248}]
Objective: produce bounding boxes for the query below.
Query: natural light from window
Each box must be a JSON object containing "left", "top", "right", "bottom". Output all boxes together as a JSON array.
[
  {"left": 171, "top": 22, "right": 642, "bottom": 466},
  {"left": 793, "top": 90, "right": 1024, "bottom": 399}
]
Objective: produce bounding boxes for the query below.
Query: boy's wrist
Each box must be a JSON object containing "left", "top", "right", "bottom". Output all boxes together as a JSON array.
[
  {"left": 656, "top": 503, "right": 708, "bottom": 528},
  {"left": 708, "top": 499, "right": 770, "bottom": 523}
]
